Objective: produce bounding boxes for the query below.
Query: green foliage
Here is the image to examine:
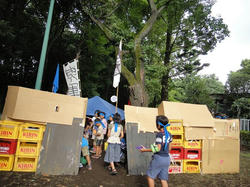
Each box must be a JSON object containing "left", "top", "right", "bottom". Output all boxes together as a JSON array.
[
  {"left": 241, "top": 131, "right": 250, "bottom": 147},
  {"left": 225, "top": 59, "right": 250, "bottom": 118},
  {"left": 232, "top": 98, "right": 250, "bottom": 119},
  {"left": 159, "top": 0, "right": 229, "bottom": 100},
  {"left": 169, "top": 74, "right": 225, "bottom": 111}
]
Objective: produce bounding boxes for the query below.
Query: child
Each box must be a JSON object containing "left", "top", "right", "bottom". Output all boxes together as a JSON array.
[
  {"left": 104, "top": 113, "right": 124, "bottom": 175},
  {"left": 90, "top": 110, "right": 101, "bottom": 153},
  {"left": 139, "top": 115, "right": 172, "bottom": 187},
  {"left": 92, "top": 118, "right": 104, "bottom": 158},
  {"left": 81, "top": 132, "right": 92, "bottom": 170}
]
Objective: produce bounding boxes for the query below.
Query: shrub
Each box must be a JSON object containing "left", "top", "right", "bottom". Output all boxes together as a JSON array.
[{"left": 240, "top": 131, "right": 250, "bottom": 147}]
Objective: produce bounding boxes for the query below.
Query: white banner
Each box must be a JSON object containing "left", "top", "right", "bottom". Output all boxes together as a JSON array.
[
  {"left": 113, "top": 40, "right": 122, "bottom": 88},
  {"left": 63, "top": 59, "right": 81, "bottom": 97}
]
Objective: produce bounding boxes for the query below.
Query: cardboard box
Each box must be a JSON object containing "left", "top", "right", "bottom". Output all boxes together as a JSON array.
[
  {"left": 158, "top": 101, "right": 214, "bottom": 127},
  {"left": 213, "top": 119, "right": 239, "bottom": 139},
  {"left": 202, "top": 138, "right": 240, "bottom": 174},
  {"left": 125, "top": 105, "right": 158, "bottom": 132},
  {"left": 185, "top": 127, "right": 214, "bottom": 140},
  {"left": 1, "top": 86, "right": 88, "bottom": 125}
]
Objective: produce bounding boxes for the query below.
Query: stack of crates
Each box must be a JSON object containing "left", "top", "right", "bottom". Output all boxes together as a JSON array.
[
  {"left": 168, "top": 120, "right": 184, "bottom": 174},
  {"left": 0, "top": 121, "right": 23, "bottom": 171},
  {"left": 183, "top": 140, "right": 201, "bottom": 173},
  {"left": 13, "top": 123, "right": 45, "bottom": 172}
]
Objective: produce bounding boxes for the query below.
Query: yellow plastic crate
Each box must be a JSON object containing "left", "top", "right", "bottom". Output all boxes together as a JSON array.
[
  {"left": 18, "top": 123, "right": 45, "bottom": 141},
  {"left": 169, "top": 119, "right": 183, "bottom": 126},
  {"left": 183, "top": 160, "right": 200, "bottom": 173},
  {"left": 0, "top": 154, "right": 14, "bottom": 171},
  {"left": 13, "top": 155, "right": 38, "bottom": 172},
  {"left": 171, "top": 134, "right": 184, "bottom": 147},
  {"left": 0, "top": 121, "right": 22, "bottom": 139},
  {"left": 16, "top": 141, "right": 41, "bottom": 157},
  {"left": 183, "top": 140, "right": 201, "bottom": 149},
  {"left": 167, "top": 126, "right": 184, "bottom": 135}
]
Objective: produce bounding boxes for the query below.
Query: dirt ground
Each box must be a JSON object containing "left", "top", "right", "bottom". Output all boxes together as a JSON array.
[{"left": 1, "top": 150, "right": 250, "bottom": 187}]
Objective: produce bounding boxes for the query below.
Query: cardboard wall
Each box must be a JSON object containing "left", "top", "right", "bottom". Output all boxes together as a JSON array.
[
  {"left": 126, "top": 123, "right": 154, "bottom": 175},
  {"left": 202, "top": 138, "right": 240, "bottom": 174},
  {"left": 158, "top": 101, "right": 214, "bottom": 128},
  {"left": 2, "top": 86, "right": 88, "bottom": 125},
  {"left": 214, "top": 119, "right": 239, "bottom": 139},
  {"left": 36, "top": 118, "right": 83, "bottom": 175},
  {"left": 125, "top": 105, "right": 158, "bottom": 133},
  {"left": 185, "top": 127, "right": 215, "bottom": 140}
]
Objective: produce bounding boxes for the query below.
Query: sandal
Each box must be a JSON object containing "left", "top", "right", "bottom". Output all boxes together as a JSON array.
[
  {"left": 107, "top": 166, "right": 112, "bottom": 171},
  {"left": 110, "top": 169, "right": 118, "bottom": 175}
]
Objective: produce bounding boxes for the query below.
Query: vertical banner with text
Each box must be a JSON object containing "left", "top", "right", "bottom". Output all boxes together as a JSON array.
[{"left": 63, "top": 59, "right": 81, "bottom": 97}]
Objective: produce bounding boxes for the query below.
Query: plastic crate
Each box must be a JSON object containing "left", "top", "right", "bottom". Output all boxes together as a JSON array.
[
  {"left": 16, "top": 141, "right": 41, "bottom": 157},
  {"left": 170, "top": 146, "right": 184, "bottom": 160},
  {"left": 167, "top": 126, "right": 184, "bottom": 135},
  {"left": 18, "top": 123, "right": 45, "bottom": 141},
  {"left": 169, "top": 160, "right": 183, "bottom": 174},
  {"left": 171, "top": 134, "right": 184, "bottom": 147},
  {"left": 169, "top": 119, "right": 183, "bottom": 126},
  {"left": 183, "top": 140, "right": 201, "bottom": 149},
  {"left": 183, "top": 160, "right": 200, "bottom": 173},
  {"left": 0, "top": 138, "right": 17, "bottom": 154},
  {"left": 184, "top": 148, "right": 201, "bottom": 160},
  {"left": 13, "top": 155, "right": 38, "bottom": 172},
  {"left": 0, "top": 121, "right": 22, "bottom": 139},
  {"left": 0, "top": 154, "right": 14, "bottom": 171}
]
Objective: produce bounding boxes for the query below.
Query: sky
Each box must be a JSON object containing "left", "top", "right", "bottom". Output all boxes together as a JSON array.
[{"left": 199, "top": 0, "right": 250, "bottom": 84}]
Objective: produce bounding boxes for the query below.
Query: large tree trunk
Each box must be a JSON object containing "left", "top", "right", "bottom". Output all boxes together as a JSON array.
[
  {"left": 161, "top": 26, "right": 172, "bottom": 101},
  {"left": 129, "top": 83, "right": 148, "bottom": 106}
]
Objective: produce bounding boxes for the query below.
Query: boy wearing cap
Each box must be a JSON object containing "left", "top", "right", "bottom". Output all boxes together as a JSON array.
[
  {"left": 92, "top": 118, "right": 104, "bottom": 159},
  {"left": 140, "top": 115, "right": 172, "bottom": 187}
]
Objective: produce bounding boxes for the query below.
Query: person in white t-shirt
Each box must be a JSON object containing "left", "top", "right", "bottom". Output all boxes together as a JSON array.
[{"left": 104, "top": 113, "right": 124, "bottom": 175}]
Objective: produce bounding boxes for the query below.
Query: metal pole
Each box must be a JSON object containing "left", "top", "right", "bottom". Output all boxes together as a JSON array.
[
  {"left": 115, "top": 86, "right": 119, "bottom": 113},
  {"left": 35, "top": 0, "right": 55, "bottom": 90}
]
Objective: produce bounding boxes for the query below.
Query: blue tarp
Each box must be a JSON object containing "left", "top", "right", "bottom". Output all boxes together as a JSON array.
[{"left": 86, "top": 96, "right": 125, "bottom": 120}]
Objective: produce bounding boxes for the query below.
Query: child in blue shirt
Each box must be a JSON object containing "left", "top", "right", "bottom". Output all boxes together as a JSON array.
[
  {"left": 81, "top": 132, "right": 92, "bottom": 170},
  {"left": 140, "top": 115, "right": 172, "bottom": 187}
]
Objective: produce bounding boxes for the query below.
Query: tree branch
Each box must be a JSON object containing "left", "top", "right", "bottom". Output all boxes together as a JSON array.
[{"left": 82, "top": 6, "right": 114, "bottom": 42}]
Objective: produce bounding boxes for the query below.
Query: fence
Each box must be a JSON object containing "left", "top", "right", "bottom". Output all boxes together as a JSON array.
[{"left": 240, "top": 119, "right": 250, "bottom": 131}]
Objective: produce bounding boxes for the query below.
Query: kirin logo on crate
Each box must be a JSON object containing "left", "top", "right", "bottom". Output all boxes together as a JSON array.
[
  {"left": 22, "top": 132, "right": 38, "bottom": 139},
  {"left": 0, "top": 162, "right": 7, "bottom": 168},
  {"left": 186, "top": 166, "right": 198, "bottom": 172},
  {"left": 20, "top": 147, "right": 36, "bottom": 154},
  {"left": 17, "top": 163, "right": 34, "bottom": 170},
  {"left": 0, "top": 131, "right": 13, "bottom": 137}
]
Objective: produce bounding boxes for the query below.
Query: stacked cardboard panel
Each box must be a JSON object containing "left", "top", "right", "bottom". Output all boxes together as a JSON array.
[
  {"left": 158, "top": 101, "right": 240, "bottom": 174},
  {"left": 124, "top": 101, "right": 240, "bottom": 175},
  {"left": 1, "top": 86, "right": 88, "bottom": 175}
]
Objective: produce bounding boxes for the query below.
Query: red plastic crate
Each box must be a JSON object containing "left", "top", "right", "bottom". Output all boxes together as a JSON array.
[
  {"left": 0, "top": 138, "right": 17, "bottom": 155},
  {"left": 184, "top": 148, "right": 201, "bottom": 160},
  {"left": 169, "top": 160, "right": 183, "bottom": 174},
  {"left": 170, "top": 147, "right": 184, "bottom": 160}
]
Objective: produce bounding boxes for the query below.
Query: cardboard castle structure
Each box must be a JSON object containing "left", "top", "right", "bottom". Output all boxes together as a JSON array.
[
  {"left": 1, "top": 86, "right": 88, "bottom": 175},
  {"left": 125, "top": 101, "right": 240, "bottom": 175}
]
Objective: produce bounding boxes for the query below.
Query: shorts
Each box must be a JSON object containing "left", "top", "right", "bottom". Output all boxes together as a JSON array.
[
  {"left": 96, "top": 139, "right": 103, "bottom": 146},
  {"left": 81, "top": 146, "right": 89, "bottom": 156},
  {"left": 147, "top": 154, "right": 170, "bottom": 181}
]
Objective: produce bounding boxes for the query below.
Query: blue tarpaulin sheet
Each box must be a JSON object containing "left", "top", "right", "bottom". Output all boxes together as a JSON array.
[{"left": 86, "top": 96, "right": 125, "bottom": 120}]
